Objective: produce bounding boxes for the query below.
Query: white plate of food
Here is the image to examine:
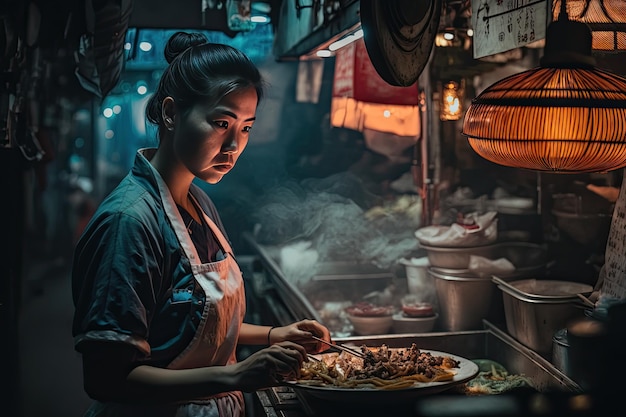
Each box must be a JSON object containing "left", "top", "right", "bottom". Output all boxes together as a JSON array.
[{"left": 284, "top": 344, "right": 479, "bottom": 403}]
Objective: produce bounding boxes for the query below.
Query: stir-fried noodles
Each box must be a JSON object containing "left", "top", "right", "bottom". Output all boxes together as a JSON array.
[{"left": 298, "top": 343, "right": 460, "bottom": 390}]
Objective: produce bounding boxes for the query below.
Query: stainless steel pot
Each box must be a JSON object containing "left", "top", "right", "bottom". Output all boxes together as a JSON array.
[
  {"left": 552, "top": 209, "right": 611, "bottom": 246},
  {"left": 552, "top": 328, "right": 570, "bottom": 376},
  {"left": 429, "top": 267, "right": 495, "bottom": 331},
  {"left": 420, "top": 241, "right": 548, "bottom": 272},
  {"left": 420, "top": 243, "right": 497, "bottom": 269},
  {"left": 566, "top": 317, "right": 610, "bottom": 391}
]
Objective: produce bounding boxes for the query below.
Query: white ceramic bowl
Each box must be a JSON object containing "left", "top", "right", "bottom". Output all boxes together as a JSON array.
[
  {"left": 392, "top": 312, "right": 438, "bottom": 333},
  {"left": 347, "top": 314, "right": 394, "bottom": 335}
]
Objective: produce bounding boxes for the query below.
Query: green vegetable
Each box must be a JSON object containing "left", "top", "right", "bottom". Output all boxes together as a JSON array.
[{"left": 466, "top": 359, "right": 533, "bottom": 394}]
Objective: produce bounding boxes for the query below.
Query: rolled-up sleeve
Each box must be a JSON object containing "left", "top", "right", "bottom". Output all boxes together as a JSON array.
[{"left": 72, "top": 206, "right": 164, "bottom": 357}]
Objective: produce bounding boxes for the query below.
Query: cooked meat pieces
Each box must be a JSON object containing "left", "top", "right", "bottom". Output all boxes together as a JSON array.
[{"left": 353, "top": 343, "right": 460, "bottom": 380}]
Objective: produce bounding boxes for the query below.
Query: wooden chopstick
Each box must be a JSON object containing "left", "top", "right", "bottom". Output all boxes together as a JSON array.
[
  {"left": 577, "top": 293, "right": 595, "bottom": 308},
  {"left": 311, "top": 335, "right": 365, "bottom": 358}
]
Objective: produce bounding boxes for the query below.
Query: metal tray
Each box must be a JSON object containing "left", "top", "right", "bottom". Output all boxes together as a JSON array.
[{"left": 332, "top": 321, "right": 580, "bottom": 393}]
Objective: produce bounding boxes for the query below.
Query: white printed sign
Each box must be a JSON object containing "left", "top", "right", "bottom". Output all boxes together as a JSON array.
[
  {"left": 600, "top": 169, "right": 626, "bottom": 300},
  {"left": 472, "top": 0, "right": 548, "bottom": 59}
]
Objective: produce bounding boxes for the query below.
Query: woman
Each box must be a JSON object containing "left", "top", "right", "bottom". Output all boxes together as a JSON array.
[{"left": 71, "top": 31, "right": 331, "bottom": 417}]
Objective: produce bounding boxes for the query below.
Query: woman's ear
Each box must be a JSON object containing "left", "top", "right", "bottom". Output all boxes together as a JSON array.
[{"left": 162, "top": 97, "right": 176, "bottom": 130}]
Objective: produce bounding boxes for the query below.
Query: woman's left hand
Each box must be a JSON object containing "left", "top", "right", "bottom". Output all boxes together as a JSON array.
[{"left": 269, "top": 319, "right": 332, "bottom": 354}]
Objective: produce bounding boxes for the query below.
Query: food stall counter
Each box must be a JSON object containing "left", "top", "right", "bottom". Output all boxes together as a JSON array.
[{"left": 251, "top": 322, "right": 583, "bottom": 417}]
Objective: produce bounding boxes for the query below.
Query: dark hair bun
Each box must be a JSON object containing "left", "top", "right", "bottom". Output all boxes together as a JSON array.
[{"left": 164, "top": 32, "right": 208, "bottom": 63}]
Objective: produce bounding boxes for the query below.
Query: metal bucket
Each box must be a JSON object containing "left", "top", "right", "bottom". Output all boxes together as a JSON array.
[{"left": 429, "top": 267, "right": 495, "bottom": 331}]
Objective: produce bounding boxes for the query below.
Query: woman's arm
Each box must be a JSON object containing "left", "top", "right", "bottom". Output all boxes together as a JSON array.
[
  {"left": 239, "top": 319, "right": 331, "bottom": 353},
  {"left": 238, "top": 323, "right": 273, "bottom": 345},
  {"left": 81, "top": 340, "right": 307, "bottom": 404},
  {"left": 82, "top": 342, "right": 235, "bottom": 403}
]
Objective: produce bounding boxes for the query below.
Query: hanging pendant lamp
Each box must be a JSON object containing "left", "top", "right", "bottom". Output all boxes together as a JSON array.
[
  {"left": 462, "top": 0, "right": 626, "bottom": 173},
  {"left": 552, "top": 0, "right": 626, "bottom": 51}
]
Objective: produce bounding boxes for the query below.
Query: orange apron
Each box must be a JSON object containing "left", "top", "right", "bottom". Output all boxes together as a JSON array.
[{"left": 157, "top": 164, "right": 246, "bottom": 416}]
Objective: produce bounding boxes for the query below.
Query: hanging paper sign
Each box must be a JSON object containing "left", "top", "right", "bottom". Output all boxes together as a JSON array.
[
  {"left": 333, "top": 38, "right": 419, "bottom": 105},
  {"left": 600, "top": 170, "right": 626, "bottom": 300},
  {"left": 472, "top": 0, "right": 549, "bottom": 59},
  {"left": 332, "top": 40, "right": 357, "bottom": 97}
]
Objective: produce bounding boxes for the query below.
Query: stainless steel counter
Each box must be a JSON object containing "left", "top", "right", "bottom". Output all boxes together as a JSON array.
[{"left": 252, "top": 323, "right": 583, "bottom": 417}]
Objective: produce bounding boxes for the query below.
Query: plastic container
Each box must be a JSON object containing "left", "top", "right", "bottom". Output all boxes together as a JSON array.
[{"left": 399, "top": 257, "right": 432, "bottom": 295}]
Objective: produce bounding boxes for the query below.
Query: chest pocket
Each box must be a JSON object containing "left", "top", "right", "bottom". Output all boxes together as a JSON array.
[
  {"left": 168, "top": 286, "right": 205, "bottom": 324},
  {"left": 147, "top": 286, "right": 206, "bottom": 366},
  {"left": 171, "top": 287, "right": 194, "bottom": 304}
]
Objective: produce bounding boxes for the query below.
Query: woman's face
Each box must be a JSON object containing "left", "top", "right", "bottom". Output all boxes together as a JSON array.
[{"left": 173, "top": 86, "right": 258, "bottom": 184}]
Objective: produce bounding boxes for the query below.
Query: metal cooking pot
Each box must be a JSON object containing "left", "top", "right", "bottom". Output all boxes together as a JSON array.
[
  {"left": 429, "top": 267, "right": 495, "bottom": 331},
  {"left": 566, "top": 317, "right": 610, "bottom": 391},
  {"left": 552, "top": 209, "right": 611, "bottom": 246},
  {"left": 552, "top": 328, "right": 570, "bottom": 376}
]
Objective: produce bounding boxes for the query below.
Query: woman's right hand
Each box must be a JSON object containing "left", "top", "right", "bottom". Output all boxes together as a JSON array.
[{"left": 232, "top": 341, "right": 308, "bottom": 392}]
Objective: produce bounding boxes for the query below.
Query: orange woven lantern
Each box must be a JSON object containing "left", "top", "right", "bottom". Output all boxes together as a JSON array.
[
  {"left": 552, "top": 0, "right": 626, "bottom": 52},
  {"left": 462, "top": 2, "right": 626, "bottom": 173}
]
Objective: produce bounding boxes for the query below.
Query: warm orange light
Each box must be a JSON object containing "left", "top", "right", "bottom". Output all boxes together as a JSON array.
[
  {"left": 330, "top": 96, "right": 420, "bottom": 136},
  {"left": 331, "top": 38, "right": 420, "bottom": 136},
  {"left": 462, "top": 2, "right": 626, "bottom": 173},
  {"left": 440, "top": 80, "right": 464, "bottom": 121},
  {"left": 463, "top": 67, "right": 626, "bottom": 173},
  {"left": 553, "top": 0, "right": 626, "bottom": 51}
]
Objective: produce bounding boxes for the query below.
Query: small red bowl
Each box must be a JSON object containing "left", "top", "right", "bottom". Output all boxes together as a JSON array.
[
  {"left": 401, "top": 303, "right": 435, "bottom": 318},
  {"left": 345, "top": 302, "right": 394, "bottom": 317}
]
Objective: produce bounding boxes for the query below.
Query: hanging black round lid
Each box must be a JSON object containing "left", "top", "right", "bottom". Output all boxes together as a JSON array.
[{"left": 360, "top": 0, "right": 442, "bottom": 87}]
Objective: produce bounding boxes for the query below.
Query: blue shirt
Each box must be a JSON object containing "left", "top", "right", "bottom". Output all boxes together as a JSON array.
[{"left": 72, "top": 149, "right": 230, "bottom": 367}]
